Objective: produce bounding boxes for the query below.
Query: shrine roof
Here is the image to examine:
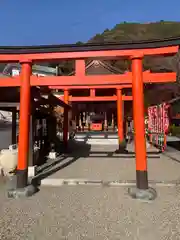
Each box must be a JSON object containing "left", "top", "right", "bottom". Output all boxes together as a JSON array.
[
  {"left": 69, "top": 60, "right": 124, "bottom": 76},
  {"left": 2, "top": 63, "right": 57, "bottom": 75},
  {"left": 0, "top": 36, "right": 180, "bottom": 54},
  {"left": 86, "top": 60, "right": 124, "bottom": 74}
]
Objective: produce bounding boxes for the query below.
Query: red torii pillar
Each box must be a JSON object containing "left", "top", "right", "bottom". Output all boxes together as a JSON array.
[
  {"left": 90, "top": 88, "right": 95, "bottom": 97},
  {"left": 128, "top": 55, "right": 156, "bottom": 200},
  {"left": 8, "top": 61, "right": 37, "bottom": 198},
  {"left": 115, "top": 88, "right": 128, "bottom": 153},
  {"left": 63, "top": 89, "right": 69, "bottom": 150}
]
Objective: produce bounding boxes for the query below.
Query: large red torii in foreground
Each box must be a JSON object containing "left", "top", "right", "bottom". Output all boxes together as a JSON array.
[{"left": 0, "top": 39, "right": 178, "bottom": 200}]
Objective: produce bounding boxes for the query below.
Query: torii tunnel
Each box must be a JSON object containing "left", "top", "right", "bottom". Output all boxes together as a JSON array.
[{"left": 0, "top": 38, "right": 179, "bottom": 200}]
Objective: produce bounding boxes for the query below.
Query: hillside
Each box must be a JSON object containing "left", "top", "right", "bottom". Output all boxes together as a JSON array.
[{"left": 88, "top": 21, "right": 180, "bottom": 43}]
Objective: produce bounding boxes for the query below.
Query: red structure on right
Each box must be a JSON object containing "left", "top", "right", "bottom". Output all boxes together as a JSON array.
[{"left": 147, "top": 103, "right": 170, "bottom": 152}]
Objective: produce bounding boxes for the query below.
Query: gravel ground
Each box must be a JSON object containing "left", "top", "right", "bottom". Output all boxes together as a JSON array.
[
  {"left": 0, "top": 185, "right": 180, "bottom": 239},
  {"left": 1, "top": 131, "right": 180, "bottom": 239}
]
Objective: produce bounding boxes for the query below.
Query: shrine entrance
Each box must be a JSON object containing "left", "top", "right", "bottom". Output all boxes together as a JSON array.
[
  {"left": 68, "top": 60, "right": 132, "bottom": 133},
  {"left": 73, "top": 102, "right": 115, "bottom": 132},
  {"left": 73, "top": 102, "right": 121, "bottom": 132},
  {"left": 0, "top": 38, "right": 178, "bottom": 201}
]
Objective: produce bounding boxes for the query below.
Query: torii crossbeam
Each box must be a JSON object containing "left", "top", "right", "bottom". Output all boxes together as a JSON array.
[{"left": 0, "top": 71, "right": 176, "bottom": 86}]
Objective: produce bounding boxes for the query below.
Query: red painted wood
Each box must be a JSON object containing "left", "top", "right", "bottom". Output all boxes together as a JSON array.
[{"left": 0, "top": 72, "right": 176, "bottom": 87}]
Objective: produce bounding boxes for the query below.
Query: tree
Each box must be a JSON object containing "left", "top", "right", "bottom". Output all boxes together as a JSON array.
[{"left": 76, "top": 41, "right": 84, "bottom": 45}]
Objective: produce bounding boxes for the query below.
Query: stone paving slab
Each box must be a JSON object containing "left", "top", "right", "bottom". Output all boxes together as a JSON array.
[
  {"left": 164, "top": 145, "right": 180, "bottom": 163},
  {"left": 35, "top": 142, "right": 180, "bottom": 183},
  {"left": 0, "top": 185, "right": 180, "bottom": 239},
  {"left": 42, "top": 155, "right": 180, "bottom": 182},
  {"left": 167, "top": 135, "right": 180, "bottom": 142}
]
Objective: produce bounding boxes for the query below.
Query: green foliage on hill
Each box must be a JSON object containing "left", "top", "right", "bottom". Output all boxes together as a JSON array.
[{"left": 88, "top": 21, "right": 180, "bottom": 43}]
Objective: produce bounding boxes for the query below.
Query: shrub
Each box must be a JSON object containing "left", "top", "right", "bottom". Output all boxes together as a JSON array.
[{"left": 169, "top": 124, "right": 180, "bottom": 136}]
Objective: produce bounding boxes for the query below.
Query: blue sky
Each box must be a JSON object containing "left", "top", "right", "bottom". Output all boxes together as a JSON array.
[{"left": 0, "top": 0, "right": 180, "bottom": 46}]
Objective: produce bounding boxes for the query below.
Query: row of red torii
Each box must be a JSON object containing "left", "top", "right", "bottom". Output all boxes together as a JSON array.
[{"left": 0, "top": 41, "right": 178, "bottom": 200}]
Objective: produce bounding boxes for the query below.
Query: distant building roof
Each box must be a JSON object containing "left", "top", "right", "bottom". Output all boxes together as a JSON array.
[
  {"left": 2, "top": 63, "right": 57, "bottom": 76},
  {"left": 69, "top": 60, "right": 124, "bottom": 76}
]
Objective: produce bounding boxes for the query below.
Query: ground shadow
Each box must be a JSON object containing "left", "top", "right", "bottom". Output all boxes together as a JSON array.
[
  {"left": 0, "top": 121, "right": 12, "bottom": 130},
  {"left": 31, "top": 136, "right": 161, "bottom": 187},
  {"left": 31, "top": 139, "right": 91, "bottom": 186},
  {"left": 167, "top": 140, "right": 180, "bottom": 151},
  {"left": 163, "top": 140, "right": 180, "bottom": 164}
]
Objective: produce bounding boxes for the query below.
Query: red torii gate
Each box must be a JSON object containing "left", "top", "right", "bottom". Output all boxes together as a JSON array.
[
  {"left": 56, "top": 84, "right": 133, "bottom": 153},
  {"left": 0, "top": 40, "right": 178, "bottom": 200},
  {"left": 53, "top": 69, "right": 175, "bottom": 154}
]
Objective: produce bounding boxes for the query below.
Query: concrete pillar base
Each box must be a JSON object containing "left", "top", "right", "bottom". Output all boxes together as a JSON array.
[
  {"left": 6, "top": 175, "right": 38, "bottom": 199},
  {"left": 115, "top": 140, "right": 128, "bottom": 154},
  {"left": 7, "top": 184, "right": 38, "bottom": 199},
  {"left": 48, "top": 151, "right": 57, "bottom": 159},
  {"left": 128, "top": 187, "right": 157, "bottom": 201},
  {"left": 115, "top": 147, "right": 128, "bottom": 154},
  {"left": 28, "top": 166, "right": 37, "bottom": 178}
]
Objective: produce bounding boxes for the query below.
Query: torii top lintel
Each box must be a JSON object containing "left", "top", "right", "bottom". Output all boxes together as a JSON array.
[{"left": 0, "top": 37, "right": 179, "bottom": 62}]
